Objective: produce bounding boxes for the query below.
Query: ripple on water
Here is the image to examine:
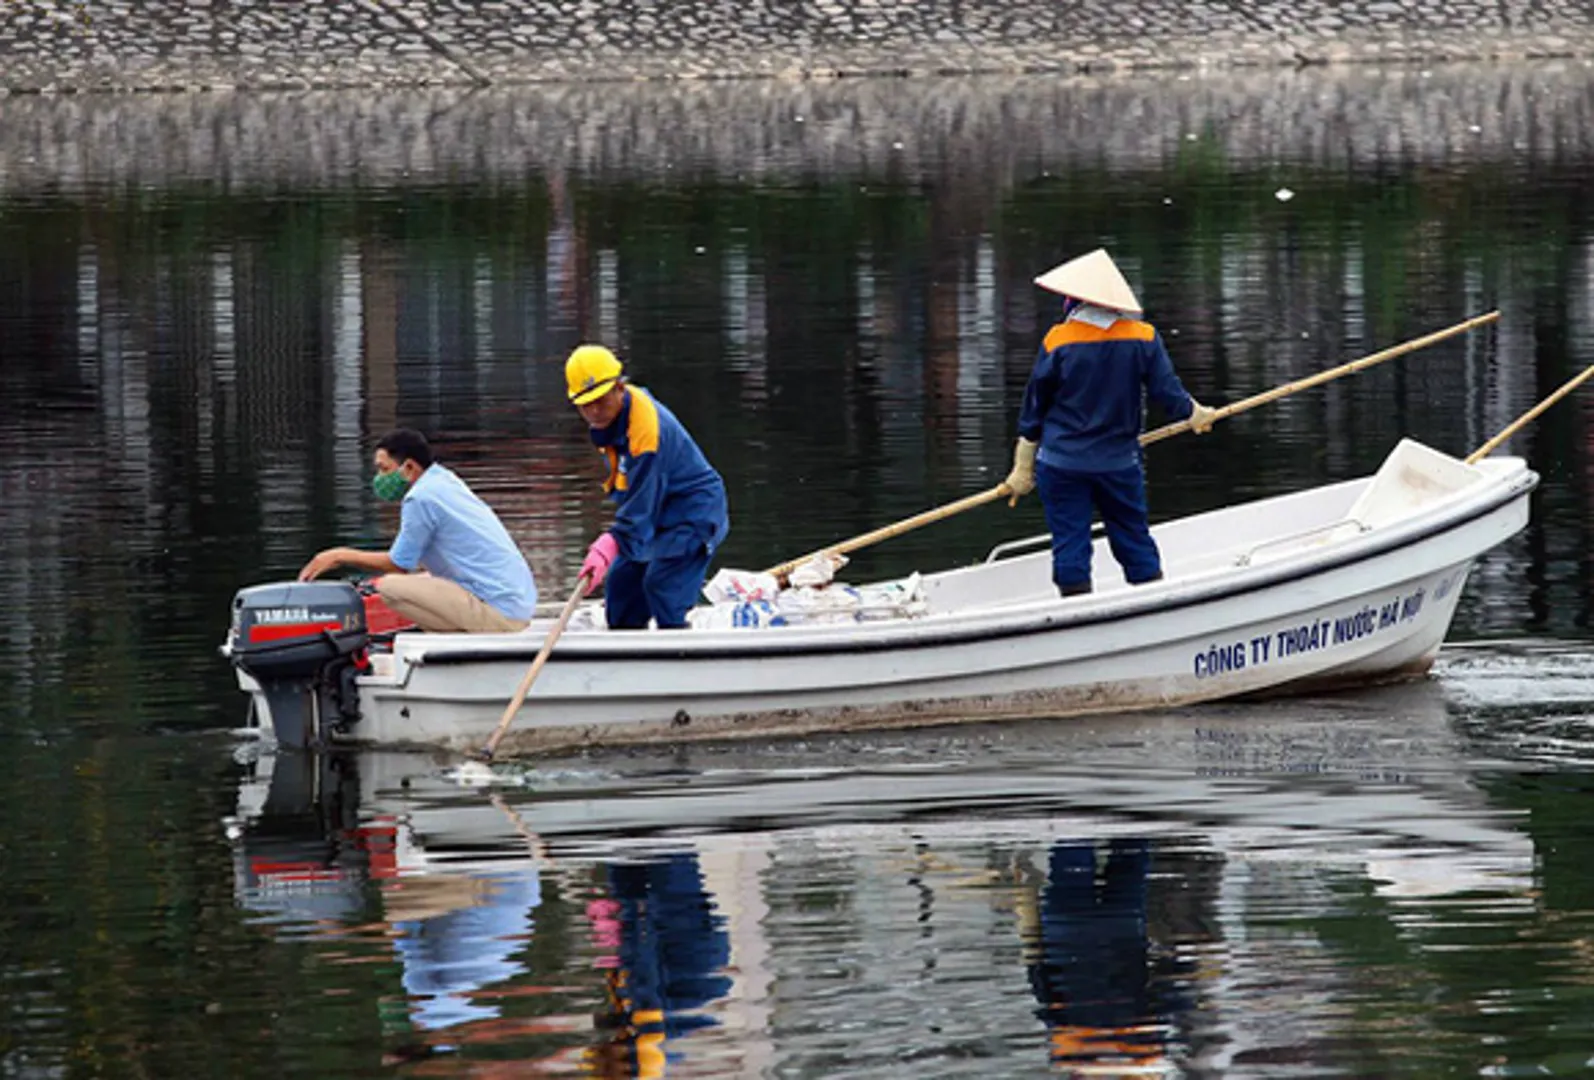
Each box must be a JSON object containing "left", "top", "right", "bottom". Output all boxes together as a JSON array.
[{"left": 1438, "top": 640, "right": 1594, "bottom": 765}]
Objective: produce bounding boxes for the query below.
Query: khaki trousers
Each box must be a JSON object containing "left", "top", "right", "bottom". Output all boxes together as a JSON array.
[{"left": 376, "top": 574, "right": 528, "bottom": 634}]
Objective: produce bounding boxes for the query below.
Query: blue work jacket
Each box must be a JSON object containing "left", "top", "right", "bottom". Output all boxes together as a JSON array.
[
  {"left": 590, "top": 386, "right": 729, "bottom": 563},
  {"left": 1017, "top": 310, "right": 1196, "bottom": 473}
]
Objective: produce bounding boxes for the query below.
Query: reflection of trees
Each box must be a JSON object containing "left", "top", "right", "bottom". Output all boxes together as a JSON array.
[
  {"left": 1292, "top": 770, "right": 1594, "bottom": 1074},
  {"left": 0, "top": 739, "right": 397, "bottom": 1076},
  {"left": 5, "top": 149, "right": 1594, "bottom": 726}
]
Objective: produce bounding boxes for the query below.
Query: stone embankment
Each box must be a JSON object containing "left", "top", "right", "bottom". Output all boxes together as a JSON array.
[
  {"left": 2, "top": 63, "right": 1591, "bottom": 195},
  {"left": 1, "top": 0, "right": 1593, "bottom": 93}
]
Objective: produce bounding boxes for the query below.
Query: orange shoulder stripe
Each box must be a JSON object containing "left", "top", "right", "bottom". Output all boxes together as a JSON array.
[
  {"left": 1043, "top": 318, "right": 1155, "bottom": 351},
  {"left": 625, "top": 387, "right": 661, "bottom": 456}
]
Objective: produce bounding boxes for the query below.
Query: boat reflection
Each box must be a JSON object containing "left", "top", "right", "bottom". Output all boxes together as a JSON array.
[
  {"left": 230, "top": 751, "right": 745, "bottom": 1073},
  {"left": 225, "top": 676, "right": 1540, "bottom": 1074}
]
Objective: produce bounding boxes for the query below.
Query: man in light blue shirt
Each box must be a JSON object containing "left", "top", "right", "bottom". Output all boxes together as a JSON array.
[{"left": 299, "top": 429, "right": 537, "bottom": 632}]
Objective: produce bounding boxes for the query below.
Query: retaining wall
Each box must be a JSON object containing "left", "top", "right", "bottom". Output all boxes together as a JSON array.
[
  {"left": 2, "top": 0, "right": 1594, "bottom": 92},
  {"left": 3, "top": 63, "right": 1592, "bottom": 196}
]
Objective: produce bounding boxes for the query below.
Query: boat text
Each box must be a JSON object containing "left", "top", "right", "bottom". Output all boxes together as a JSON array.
[
  {"left": 255, "top": 607, "right": 343, "bottom": 624},
  {"left": 1193, "top": 586, "right": 1428, "bottom": 679}
]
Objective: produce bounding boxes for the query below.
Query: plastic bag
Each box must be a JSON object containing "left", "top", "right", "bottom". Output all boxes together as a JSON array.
[
  {"left": 563, "top": 605, "right": 608, "bottom": 633},
  {"left": 787, "top": 551, "right": 849, "bottom": 588},
  {"left": 687, "top": 598, "right": 785, "bottom": 630},
  {"left": 689, "top": 569, "right": 927, "bottom": 629},
  {"left": 702, "top": 568, "right": 782, "bottom": 605}
]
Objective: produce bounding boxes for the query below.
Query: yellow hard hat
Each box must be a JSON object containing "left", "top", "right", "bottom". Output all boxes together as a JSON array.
[{"left": 565, "top": 344, "right": 624, "bottom": 405}]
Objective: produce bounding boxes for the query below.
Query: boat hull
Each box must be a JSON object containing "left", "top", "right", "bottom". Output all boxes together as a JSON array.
[{"left": 347, "top": 565, "right": 1471, "bottom": 755}]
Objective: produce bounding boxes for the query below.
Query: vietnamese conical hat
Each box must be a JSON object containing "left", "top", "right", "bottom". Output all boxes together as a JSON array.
[{"left": 1032, "top": 249, "right": 1142, "bottom": 314}]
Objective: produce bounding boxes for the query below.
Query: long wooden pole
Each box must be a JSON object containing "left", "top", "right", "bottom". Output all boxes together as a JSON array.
[
  {"left": 1140, "top": 310, "right": 1501, "bottom": 445},
  {"left": 765, "top": 311, "right": 1500, "bottom": 580},
  {"left": 765, "top": 484, "right": 1011, "bottom": 581},
  {"left": 477, "top": 570, "right": 593, "bottom": 761},
  {"left": 1466, "top": 361, "right": 1594, "bottom": 464}
]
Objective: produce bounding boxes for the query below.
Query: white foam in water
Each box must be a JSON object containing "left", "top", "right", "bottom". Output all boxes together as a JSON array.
[
  {"left": 1438, "top": 640, "right": 1594, "bottom": 706},
  {"left": 444, "top": 762, "right": 552, "bottom": 788},
  {"left": 449, "top": 761, "right": 500, "bottom": 787}
]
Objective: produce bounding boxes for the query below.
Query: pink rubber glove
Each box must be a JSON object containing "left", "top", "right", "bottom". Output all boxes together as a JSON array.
[{"left": 580, "top": 532, "right": 619, "bottom": 595}]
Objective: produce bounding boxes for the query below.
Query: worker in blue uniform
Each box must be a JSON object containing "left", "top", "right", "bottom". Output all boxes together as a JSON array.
[
  {"left": 567, "top": 345, "right": 729, "bottom": 629},
  {"left": 1005, "top": 249, "right": 1217, "bottom": 597}
]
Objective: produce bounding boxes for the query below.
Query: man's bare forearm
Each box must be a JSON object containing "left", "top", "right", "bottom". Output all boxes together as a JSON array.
[
  {"left": 299, "top": 546, "right": 404, "bottom": 581},
  {"left": 337, "top": 549, "right": 403, "bottom": 575}
]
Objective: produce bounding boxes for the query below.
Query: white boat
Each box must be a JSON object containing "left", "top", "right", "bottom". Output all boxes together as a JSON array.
[{"left": 223, "top": 438, "right": 1536, "bottom": 756}]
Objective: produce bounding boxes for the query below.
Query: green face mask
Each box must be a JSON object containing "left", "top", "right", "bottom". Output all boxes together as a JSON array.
[{"left": 372, "top": 468, "right": 411, "bottom": 502}]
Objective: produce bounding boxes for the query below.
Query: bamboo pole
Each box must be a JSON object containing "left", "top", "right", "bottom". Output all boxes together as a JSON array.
[
  {"left": 764, "top": 484, "right": 1011, "bottom": 581},
  {"left": 766, "top": 311, "right": 1500, "bottom": 580},
  {"left": 1466, "top": 361, "right": 1594, "bottom": 464},
  {"left": 477, "top": 569, "right": 592, "bottom": 761},
  {"left": 1140, "top": 310, "right": 1500, "bottom": 445}
]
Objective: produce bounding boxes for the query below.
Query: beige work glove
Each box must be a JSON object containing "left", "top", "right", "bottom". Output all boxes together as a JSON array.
[
  {"left": 1188, "top": 399, "right": 1218, "bottom": 434},
  {"left": 1005, "top": 437, "right": 1038, "bottom": 506}
]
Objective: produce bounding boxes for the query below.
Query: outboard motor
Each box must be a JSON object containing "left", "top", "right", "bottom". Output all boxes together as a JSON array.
[{"left": 224, "top": 581, "right": 369, "bottom": 748}]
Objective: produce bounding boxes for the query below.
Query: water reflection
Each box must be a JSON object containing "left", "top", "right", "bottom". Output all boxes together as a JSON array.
[
  {"left": 1019, "top": 839, "right": 1184, "bottom": 1072},
  {"left": 390, "top": 867, "right": 540, "bottom": 1033},
  {"left": 229, "top": 751, "right": 745, "bottom": 1071},
  {"left": 212, "top": 670, "right": 1581, "bottom": 1075},
  {"left": 586, "top": 855, "right": 732, "bottom": 1078}
]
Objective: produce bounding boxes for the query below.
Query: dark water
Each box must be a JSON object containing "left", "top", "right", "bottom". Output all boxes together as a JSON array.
[{"left": 4, "top": 66, "right": 1594, "bottom": 1076}]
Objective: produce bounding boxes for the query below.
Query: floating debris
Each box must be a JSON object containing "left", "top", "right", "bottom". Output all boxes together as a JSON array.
[{"left": 450, "top": 761, "right": 499, "bottom": 787}]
